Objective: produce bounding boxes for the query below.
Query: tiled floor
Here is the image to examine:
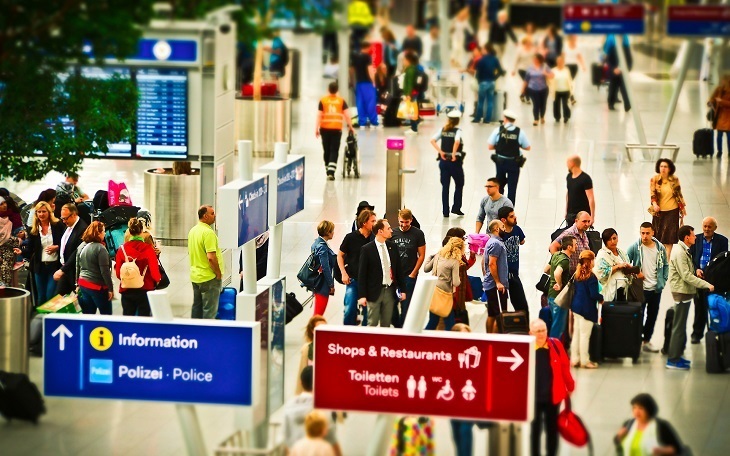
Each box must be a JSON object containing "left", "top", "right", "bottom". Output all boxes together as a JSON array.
[{"left": 2, "top": 28, "right": 730, "bottom": 456}]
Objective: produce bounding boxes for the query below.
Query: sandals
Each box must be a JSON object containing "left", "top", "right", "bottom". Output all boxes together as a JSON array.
[{"left": 582, "top": 362, "right": 599, "bottom": 369}]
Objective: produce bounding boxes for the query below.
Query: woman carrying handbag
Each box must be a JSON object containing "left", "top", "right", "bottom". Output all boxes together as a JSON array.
[{"left": 424, "top": 237, "right": 465, "bottom": 331}]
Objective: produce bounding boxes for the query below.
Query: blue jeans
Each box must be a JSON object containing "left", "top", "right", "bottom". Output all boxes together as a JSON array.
[
  {"left": 79, "top": 286, "right": 112, "bottom": 315},
  {"left": 355, "top": 82, "right": 378, "bottom": 127},
  {"left": 425, "top": 309, "right": 455, "bottom": 330},
  {"left": 34, "top": 264, "right": 58, "bottom": 306},
  {"left": 450, "top": 420, "right": 474, "bottom": 456},
  {"left": 475, "top": 81, "right": 495, "bottom": 122},
  {"left": 344, "top": 279, "right": 367, "bottom": 326},
  {"left": 548, "top": 297, "right": 567, "bottom": 339},
  {"left": 439, "top": 159, "right": 465, "bottom": 216},
  {"left": 393, "top": 276, "right": 417, "bottom": 328},
  {"left": 717, "top": 130, "right": 729, "bottom": 155},
  {"left": 496, "top": 158, "right": 521, "bottom": 205}
]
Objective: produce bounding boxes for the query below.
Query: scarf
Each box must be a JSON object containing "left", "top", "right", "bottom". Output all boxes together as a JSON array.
[{"left": 0, "top": 217, "right": 12, "bottom": 247}]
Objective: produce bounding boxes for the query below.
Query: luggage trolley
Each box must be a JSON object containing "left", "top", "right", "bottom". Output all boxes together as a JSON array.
[{"left": 434, "top": 70, "right": 465, "bottom": 116}]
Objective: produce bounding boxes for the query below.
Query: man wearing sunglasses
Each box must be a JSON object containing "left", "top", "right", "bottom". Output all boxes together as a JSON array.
[{"left": 475, "top": 177, "right": 513, "bottom": 234}]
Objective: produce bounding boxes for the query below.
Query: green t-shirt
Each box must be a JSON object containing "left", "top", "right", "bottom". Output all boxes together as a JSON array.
[
  {"left": 188, "top": 221, "right": 223, "bottom": 283},
  {"left": 548, "top": 252, "right": 570, "bottom": 299},
  {"left": 629, "top": 429, "right": 644, "bottom": 456}
]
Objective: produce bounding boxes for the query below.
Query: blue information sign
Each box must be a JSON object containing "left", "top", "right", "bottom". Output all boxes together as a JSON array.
[
  {"left": 276, "top": 157, "right": 305, "bottom": 224},
  {"left": 667, "top": 6, "right": 730, "bottom": 37},
  {"left": 238, "top": 177, "right": 269, "bottom": 246},
  {"left": 44, "top": 314, "right": 257, "bottom": 406}
]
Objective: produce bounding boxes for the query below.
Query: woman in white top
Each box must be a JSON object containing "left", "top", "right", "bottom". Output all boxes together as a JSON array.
[
  {"left": 593, "top": 228, "right": 634, "bottom": 302},
  {"left": 424, "top": 237, "right": 464, "bottom": 331},
  {"left": 450, "top": 8, "right": 474, "bottom": 68},
  {"left": 512, "top": 37, "right": 536, "bottom": 103},
  {"left": 564, "top": 35, "right": 586, "bottom": 104},
  {"left": 22, "top": 201, "right": 64, "bottom": 305},
  {"left": 552, "top": 55, "right": 573, "bottom": 123}
]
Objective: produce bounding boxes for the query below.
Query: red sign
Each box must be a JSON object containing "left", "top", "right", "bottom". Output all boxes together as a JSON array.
[
  {"left": 668, "top": 6, "right": 730, "bottom": 21},
  {"left": 313, "top": 327, "right": 535, "bottom": 422},
  {"left": 564, "top": 4, "right": 644, "bottom": 20}
]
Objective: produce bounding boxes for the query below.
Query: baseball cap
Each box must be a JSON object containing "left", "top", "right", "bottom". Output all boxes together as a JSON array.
[{"left": 503, "top": 109, "right": 517, "bottom": 121}]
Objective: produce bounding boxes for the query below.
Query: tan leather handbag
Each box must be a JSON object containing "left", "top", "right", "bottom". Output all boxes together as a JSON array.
[{"left": 428, "top": 256, "right": 454, "bottom": 317}]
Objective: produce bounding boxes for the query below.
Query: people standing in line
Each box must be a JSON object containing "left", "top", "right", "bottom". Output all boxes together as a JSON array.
[
  {"left": 424, "top": 237, "right": 464, "bottom": 331},
  {"left": 498, "top": 206, "right": 529, "bottom": 320},
  {"left": 552, "top": 55, "right": 572, "bottom": 123},
  {"left": 529, "top": 319, "right": 575, "bottom": 456},
  {"left": 513, "top": 37, "right": 536, "bottom": 104},
  {"left": 666, "top": 225, "right": 714, "bottom": 370},
  {"left": 709, "top": 76, "right": 730, "bottom": 158},
  {"left": 650, "top": 158, "right": 686, "bottom": 259},
  {"left": 401, "top": 52, "right": 421, "bottom": 135},
  {"left": 488, "top": 9, "right": 517, "bottom": 58},
  {"left": 351, "top": 41, "right": 380, "bottom": 130},
  {"left": 593, "top": 228, "right": 633, "bottom": 302},
  {"left": 482, "top": 220, "right": 509, "bottom": 333},
  {"left": 614, "top": 393, "right": 686, "bottom": 455},
  {"left": 296, "top": 315, "right": 327, "bottom": 394},
  {"left": 443, "top": 227, "right": 477, "bottom": 325},
  {"left": 431, "top": 110, "right": 466, "bottom": 218},
  {"left": 450, "top": 8, "right": 473, "bottom": 68},
  {"left": 564, "top": 35, "right": 587, "bottom": 104},
  {"left": 350, "top": 200, "right": 376, "bottom": 233},
  {"left": 401, "top": 25, "right": 423, "bottom": 57},
  {"left": 627, "top": 222, "right": 669, "bottom": 353},
  {"left": 53, "top": 203, "right": 88, "bottom": 296},
  {"left": 358, "top": 219, "right": 407, "bottom": 327},
  {"left": 688, "top": 217, "right": 727, "bottom": 344},
  {"left": 571, "top": 250, "right": 603, "bottom": 369},
  {"left": 475, "top": 177, "right": 513, "bottom": 232},
  {"left": 541, "top": 25, "right": 563, "bottom": 68},
  {"left": 115, "top": 218, "right": 161, "bottom": 317},
  {"left": 391, "top": 209, "right": 426, "bottom": 328},
  {"left": 523, "top": 54, "right": 554, "bottom": 125},
  {"left": 75, "top": 221, "right": 114, "bottom": 315},
  {"left": 380, "top": 27, "right": 399, "bottom": 77},
  {"left": 472, "top": 44, "right": 504, "bottom": 124},
  {"left": 22, "top": 201, "right": 63, "bottom": 305},
  {"left": 549, "top": 211, "right": 592, "bottom": 275},
  {"left": 188, "top": 205, "right": 223, "bottom": 320},
  {"left": 565, "top": 155, "right": 595, "bottom": 226},
  {"left": 545, "top": 235, "right": 576, "bottom": 340},
  {"left": 316, "top": 81, "right": 354, "bottom": 181},
  {"left": 338, "top": 210, "right": 376, "bottom": 326},
  {"left": 311, "top": 221, "right": 336, "bottom": 317},
  {"left": 604, "top": 34, "right": 632, "bottom": 112},
  {"left": 487, "top": 110, "right": 531, "bottom": 205}
]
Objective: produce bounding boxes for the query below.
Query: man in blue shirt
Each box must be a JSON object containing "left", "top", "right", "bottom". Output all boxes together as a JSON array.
[
  {"left": 689, "top": 217, "right": 728, "bottom": 343},
  {"left": 482, "top": 219, "right": 509, "bottom": 333},
  {"left": 472, "top": 44, "right": 504, "bottom": 124},
  {"left": 487, "top": 109, "right": 531, "bottom": 205},
  {"left": 498, "top": 206, "right": 529, "bottom": 321}
]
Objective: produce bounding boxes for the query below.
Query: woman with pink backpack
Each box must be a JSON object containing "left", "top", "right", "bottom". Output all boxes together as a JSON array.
[{"left": 115, "top": 218, "right": 161, "bottom": 316}]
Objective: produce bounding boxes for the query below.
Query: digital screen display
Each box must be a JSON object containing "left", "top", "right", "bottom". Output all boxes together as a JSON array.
[{"left": 276, "top": 157, "right": 305, "bottom": 224}]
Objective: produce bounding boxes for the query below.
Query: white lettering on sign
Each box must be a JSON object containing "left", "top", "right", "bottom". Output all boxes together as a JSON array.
[
  {"left": 173, "top": 368, "right": 213, "bottom": 382},
  {"left": 379, "top": 346, "right": 452, "bottom": 362},
  {"left": 328, "top": 343, "right": 366, "bottom": 358},
  {"left": 348, "top": 369, "right": 400, "bottom": 384},
  {"left": 118, "top": 365, "right": 164, "bottom": 380},
  {"left": 363, "top": 384, "right": 399, "bottom": 397},
  {"left": 246, "top": 185, "right": 267, "bottom": 204},
  {"left": 91, "top": 366, "right": 111, "bottom": 376},
  {"left": 118, "top": 333, "right": 198, "bottom": 350},
  {"left": 278, "top": 169, "right": 296, "bottom": 186}
]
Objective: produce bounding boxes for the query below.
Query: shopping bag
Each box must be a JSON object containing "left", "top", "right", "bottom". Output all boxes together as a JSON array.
[
  {"left": 396, "top": 100, "right": 408, "bottom": 120},
  {"left": 407, "top": 100, "right": 419, "bottom": 120}
]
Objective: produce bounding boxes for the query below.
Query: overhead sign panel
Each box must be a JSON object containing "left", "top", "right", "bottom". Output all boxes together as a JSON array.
[
  {"left": 563, "top": 4, "right": 645, "bottom": 35},
  {"left": 44, "top": 314, "right": 258, "bottom": 406},
  {"left": 667, "top": 6, "right": 730, "bottom": 37},
  {"left": 313, "top": 327, "right": 535, "bottom": 422},
  {"left": 218, "top": 176, "right": 269, "bottom": 249}
]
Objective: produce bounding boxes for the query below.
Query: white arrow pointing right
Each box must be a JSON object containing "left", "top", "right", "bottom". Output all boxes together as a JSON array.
[
  {"left": 51, "top": 324, "right": 73, "bottom": 351},
  {"left": 497, "top": 348, "right": 524, "bottom": 371}
]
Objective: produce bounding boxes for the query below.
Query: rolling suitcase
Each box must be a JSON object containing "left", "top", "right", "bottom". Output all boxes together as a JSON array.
[
  {"left": 589, "top": 323, "right": 603, "bottom": 362},
  {"left": 601, "top": 301, "right": 643, "bottom": 363},
  {"left": 591, "top": 63, "right": 604, "bottom": 88},
  {"left": 285, "top": 292, "right": 303, "bottom": 324},
  {"left": 499, "top": 310, "right": 529, "bottom": 335},
  {"left": 705, "top": 330, "right": 730, "bottom": 373},
  {"left": 705, "top": 251, "right": 730, "bottom": 293},
  {"left": 661, "top": 307, "right": 675, "bottom": 355},
  {"left": 692, "top": 128, "right": 714, "bottom": 157}
]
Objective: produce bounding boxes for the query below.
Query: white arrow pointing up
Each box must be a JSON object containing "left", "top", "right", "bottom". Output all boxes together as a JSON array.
[
  {"left": 51, "top": 324, "right": 73, "bottom": 351},
  {"left": 497, "top": 348, "right": 524, "bottom": 371}
]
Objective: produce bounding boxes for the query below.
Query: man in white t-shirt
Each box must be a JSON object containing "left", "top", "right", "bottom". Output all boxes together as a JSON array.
[{"left": 626, "top": 222, "right": 669, "bottom": 353}]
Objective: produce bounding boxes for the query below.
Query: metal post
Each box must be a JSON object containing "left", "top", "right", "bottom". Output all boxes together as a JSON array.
[
  {"left": 438, "top": 0, "right": 450, "bottom": 69},
  {"left": 658, "top": 40, "right": 694, "bottom": 147},
  {"left": 148, "top": 291, "right": 207, "bottom": 456},
  {"left": 615, "top": 35, "right": 647, "bottom": 146},
  {"left": 266, "top": 142, "right": 288, "bottom": 280},
  {"left": 338, "top": 0, "right": 351, "bottom": 105},
  {"left": 238, "top": 140, "right": 257, "bottom": 294},
  {"left": 365, "top": 276, "right": 438, "bottom": 456}
]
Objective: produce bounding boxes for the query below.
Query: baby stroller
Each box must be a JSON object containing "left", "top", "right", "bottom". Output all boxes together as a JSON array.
[
  {"left": 97, "top": 205, "right": 140, "bottom": 260},
  {"left": 342, "top": 131, "right": 360, "bottom": 178}
]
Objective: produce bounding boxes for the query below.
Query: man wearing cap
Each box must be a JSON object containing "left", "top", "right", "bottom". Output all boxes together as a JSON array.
[
  {"left": 351, "top": 201, "right": 376, "bottom": 233},
  {"left": 487, "top": 109, "right": 531, "bottom": 205},
  {"left": 430, "top": 110, "right": 466, "bottom": 217}
]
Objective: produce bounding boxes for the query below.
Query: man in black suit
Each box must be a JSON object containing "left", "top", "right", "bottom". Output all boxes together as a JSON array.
[
  {"left": 53, "top": 203, "right": 89, "bottom": 295},
  {"left": 689, "top": 216, "right": 728, "bottom": 343},
  {"left": 357, "top": 219, "right": 406, "bottom": 327}
]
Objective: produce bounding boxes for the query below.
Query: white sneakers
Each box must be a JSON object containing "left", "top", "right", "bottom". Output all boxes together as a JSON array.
[{"left": 643, "top": 342, "right": 660, "bottom": 353}]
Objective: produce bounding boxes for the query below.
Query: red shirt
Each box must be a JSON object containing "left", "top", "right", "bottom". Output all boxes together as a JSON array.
[{"left": 115, "top": 240, "right": 161, "bottom": 292}]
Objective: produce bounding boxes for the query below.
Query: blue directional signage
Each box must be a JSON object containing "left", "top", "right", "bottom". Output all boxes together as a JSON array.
[
  {"left": 667, "top": 6, "right": 730, "bottom": 37},
  {"left": 44, "top": 314, "right": 258, "bottom": 406},
  {"left": 238, "top": 177, "right": 269, "bottom": 246},
  {"left": 563, "top": 4, "right": 645, "bottom": 35},
  {"left": 276, "top": 157, "right": 305, "bottom": 224}
]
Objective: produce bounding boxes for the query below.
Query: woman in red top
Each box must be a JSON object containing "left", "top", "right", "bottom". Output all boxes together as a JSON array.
[
  {"left": 529, "top": 318, "right": 575, "bottom": 456},
  {"left": 115, "top": 218, "right": 161, "bottom": 317}
]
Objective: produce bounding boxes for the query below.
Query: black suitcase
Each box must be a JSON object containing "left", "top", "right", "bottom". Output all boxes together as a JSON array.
[
  {"left": 601, "top": 301, "right": 643, "bottom": 363},
  {"left": 591, "top": 63, "right": 604, "bottom": 88},
  {"left": 589, "top": 323, "right": 603, "bottom": 362},
  {"left": 662, "top": 307, "right": 675, "bottom": 355},
  {"left": 285, "top": 292, "right": 303, "bottom": 324},
  {"left": 705, "top": 330, "right": 730, "bottom": 373},
  {"left": 499, "top": 310, "right": 529, "bottom": 335},
  {"left": 0, "top": 371, "right": 46, "bottom": 423},
  {"left": 705, "top": 251, "right": 730, "bottom": 293},
  {"left": 693, "top": 128, "right": 714, "bottom": 157}
]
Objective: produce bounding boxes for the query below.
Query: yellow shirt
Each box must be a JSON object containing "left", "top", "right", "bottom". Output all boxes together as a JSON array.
[
  {"left": 629, "top": 429, "right": 644, "bottom": 456},
  {"left": 188, "top": 222, "right": 223, "bottom": 283},
  {"left": 658, "top": 180, "right": 678, "bottom": 211}
]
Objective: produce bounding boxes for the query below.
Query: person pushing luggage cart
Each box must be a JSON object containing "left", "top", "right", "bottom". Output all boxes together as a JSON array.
[{"left": 316, "top": 81, "right": 354, "bottom": 181}]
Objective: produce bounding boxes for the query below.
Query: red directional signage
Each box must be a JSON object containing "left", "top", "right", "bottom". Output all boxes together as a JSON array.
[
  {"left": 563, "top": 4, "right": 645, "bottom": 35},
  {"left": 564, "top": 4, "right": 644, "bottom": 20},
  {"left": 313, "top": 327, "right": 535, "bottom": 422},
  {"left": 667, "top": 6, "right": 730, "bottom": 37}
]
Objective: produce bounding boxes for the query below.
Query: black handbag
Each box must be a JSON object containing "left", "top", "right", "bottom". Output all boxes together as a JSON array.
[
  {"left": 551, "top": 220, "right": 569, "bottom": 241},
  {"left": 586, "top": 229, "right": 602, "bottom": 254},
  {"left": 156, "top": 259, "right": 170, "bottom": 290},
  {"left": 296, "top": 252, "right": 323, "bottom": 291},
  {"left": 536, "top": 273, "right": 550, "bottom": 293}
]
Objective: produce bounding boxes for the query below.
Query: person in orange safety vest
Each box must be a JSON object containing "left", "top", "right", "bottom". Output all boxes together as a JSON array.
[{"left": 316, "top": 81, "right": 354, "bottom": 180}]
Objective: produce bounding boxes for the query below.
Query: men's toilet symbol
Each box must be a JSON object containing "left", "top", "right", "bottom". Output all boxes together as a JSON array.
[
  {"left": 458, "top": 346, "right": 481, "bottom": 369},
  {"left": 407, "top": 375, "right": 417, "bottom": 398},
  {"left": 418, "top": 376, "right": 427, "bottom": 399},
  {"left": 462, "top": 380, "right": 476, "bottom": 401},
  {"left": 436, "top": 380, "right": 454, "bottom": 401}
]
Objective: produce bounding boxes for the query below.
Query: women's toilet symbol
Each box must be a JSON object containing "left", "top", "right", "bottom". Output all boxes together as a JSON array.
[
  {"left": 436, "top": 380, "right": 454, "bottom": 401},
  {"left": 418, "top": 376, "right": 427, "bottom": 399},
  {"left": 462, "top": 380, "right": 476, "bottom": 401},
  {"left": 407, "top": 375, "right": 417, "bottom": 398}
]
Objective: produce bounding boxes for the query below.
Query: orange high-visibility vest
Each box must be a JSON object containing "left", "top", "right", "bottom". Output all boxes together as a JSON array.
[{"left": 320, "top": 95, "right": 345, "bottom": 130}]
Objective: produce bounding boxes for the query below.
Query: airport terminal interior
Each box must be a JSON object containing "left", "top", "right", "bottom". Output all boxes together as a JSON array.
[{"left": 2, "top": 4, "right": 730, "bottom": 456}]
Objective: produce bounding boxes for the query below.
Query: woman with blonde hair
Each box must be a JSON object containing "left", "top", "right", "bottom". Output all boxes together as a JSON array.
[
  {"left": 22, "top": 201, "right": 64, "bottom": 305},
  {"left": 296, "top": 315, "right": 327, "bottom": 394},
  {"left": 115, "top": 218, "right": 161, "bottom": 317},
  {"left": 424, "top": 237, "right": 464, "bottom": 330},
  {"left": 75, "top": 221, "right": 114, "bottom": 314},
  {"left": 571, "top": 250, "right": 603, "bottom": 368}
]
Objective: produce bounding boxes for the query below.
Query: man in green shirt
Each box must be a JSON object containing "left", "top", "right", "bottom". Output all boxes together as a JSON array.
[
  {"left": 545, "top": 235, "right": 576, "bottom": 339},
  {"left": 188, "top": 205, "right": 223, "bottom": 319}
]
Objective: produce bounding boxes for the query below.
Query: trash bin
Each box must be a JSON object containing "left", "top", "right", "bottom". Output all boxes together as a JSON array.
[
  {"left": 144, "top": 169, "right": 201, "bottom": 247},
  {"left": 0, "top": 287, "right": 31, "bottom": 374}
]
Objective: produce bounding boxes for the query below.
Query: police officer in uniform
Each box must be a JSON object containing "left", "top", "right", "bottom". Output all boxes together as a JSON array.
[
  {"left": 487, "top": 109, "right": 531, "bottom": 205},
  {"left": 316, "top": 81, "right": 354, "bottom": 180},
  {"left": 430, "top": 110, "right": 466, "bottom": 218}
]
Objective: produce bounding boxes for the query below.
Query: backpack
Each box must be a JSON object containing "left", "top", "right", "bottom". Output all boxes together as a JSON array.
[
  {"left": 119, "top": 244, "right": 147, "bottom": 289},
  {"left": 708, "top": 293, "right": 730, "bottom": 334},
  {"left": 415, "top": 67, "right": 429, "bottom": 97}
]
